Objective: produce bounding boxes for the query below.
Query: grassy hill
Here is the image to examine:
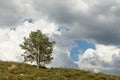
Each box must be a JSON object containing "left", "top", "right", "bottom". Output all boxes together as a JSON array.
[{"left": 0, "top": 61, "right": 120, "bottom": 80}]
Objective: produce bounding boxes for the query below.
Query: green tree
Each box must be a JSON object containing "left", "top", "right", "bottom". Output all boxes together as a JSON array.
[{"left": 20, "top": 30, "right": 55, "bottom": 68}]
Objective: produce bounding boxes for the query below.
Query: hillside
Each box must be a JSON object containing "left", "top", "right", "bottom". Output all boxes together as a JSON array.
[{"left": 0, "top": 61, "right": 120, "bottom": 80}]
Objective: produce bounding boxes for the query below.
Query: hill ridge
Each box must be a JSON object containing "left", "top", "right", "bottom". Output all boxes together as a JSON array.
[{"left": 0, "top": 60, "right": 120, "bottom": 80}]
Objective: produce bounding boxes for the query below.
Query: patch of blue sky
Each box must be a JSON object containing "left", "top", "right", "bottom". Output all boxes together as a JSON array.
[
  {"left": 10, "top": 27, "right": 16, "bottom": 31},
  {"left": 26, "top": 18, "right": 35, "bottom": 23},
  {"left": 57, "top": 25, "right": 70, "bottom": 32},
  {"left": 70, "top": 40, "right": 96, "bottom": 61}
]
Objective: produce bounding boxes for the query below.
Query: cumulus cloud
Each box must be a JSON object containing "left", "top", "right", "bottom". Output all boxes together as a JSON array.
[
  {"left": 0, "top": 19, "right": 77, "bottom": 68},
  {"left": 0, "top": 19, "right": 57, "bottom": 61},
  {"left": 77, "top": 44, "right": 120, "bottom": 75},
  {"left": 48, "top": 47, "right": 78, "bottom": 68}
]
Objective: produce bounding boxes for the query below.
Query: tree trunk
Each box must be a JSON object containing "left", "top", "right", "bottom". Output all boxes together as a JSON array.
[{"left": 36, "top": 62, "right": 40, "bottom": 68}]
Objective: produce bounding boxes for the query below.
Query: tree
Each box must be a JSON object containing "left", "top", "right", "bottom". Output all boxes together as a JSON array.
[{"left": 20, "top": 30, "right": 55, "bottom": 68}]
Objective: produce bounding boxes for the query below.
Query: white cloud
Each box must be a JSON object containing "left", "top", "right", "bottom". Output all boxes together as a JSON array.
[
  {"left": 77, "top": 44, "right": 120, "bottom": 75},
  {"left": 0, "top": 19, "right": 57, "bottom": 60},
  {"left": 0, "top": 19, "right": 78, "bottom": 68}
]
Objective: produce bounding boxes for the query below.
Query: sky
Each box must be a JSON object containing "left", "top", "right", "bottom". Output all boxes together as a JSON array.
[{"left": 0, "top": 0, "right": 120, "bottom": 75}]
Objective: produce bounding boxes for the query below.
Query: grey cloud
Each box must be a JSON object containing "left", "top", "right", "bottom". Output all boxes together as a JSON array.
[
  {"left": 49, "top": 52, "right": 78, "bottom": 68},
  {"left": 31, "top": 0, "right": 120, "bottom": 46},
  {"left": 0, "top": 0, "right": 20, "bottom": 27},
  {"left": 111, "top": 53, "right": 120, "bottom": 68},
  {"left": 48, "top": 32, "right": 78, "bottom": 68},
  {"left": 0, "top": 0, "right": 36, "bottom": 27},
  {"left": 1, "top": 0, "right": 120, "bottom": 46},
  {"left": 32, "top": 0, "right": 77, "bottom": 25}
]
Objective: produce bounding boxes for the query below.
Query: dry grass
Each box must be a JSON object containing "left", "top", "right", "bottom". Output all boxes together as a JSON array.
[{"left": 0, "top": 60, "right": 119, "bottom": 80}]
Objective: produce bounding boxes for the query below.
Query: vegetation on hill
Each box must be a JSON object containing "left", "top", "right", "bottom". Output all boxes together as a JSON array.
[{"left": 0, "top": 61, "right": 120, "bottom": 80}]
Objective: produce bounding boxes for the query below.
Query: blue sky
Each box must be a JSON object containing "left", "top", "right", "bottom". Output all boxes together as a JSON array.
[{"left": 70, "top": 40, "right": 95, "bottom": 61}]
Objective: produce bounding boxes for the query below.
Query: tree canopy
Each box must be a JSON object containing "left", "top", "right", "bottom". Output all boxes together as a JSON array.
[{"left": 20, "top": 30, "right": 55, "bottom": 68}]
